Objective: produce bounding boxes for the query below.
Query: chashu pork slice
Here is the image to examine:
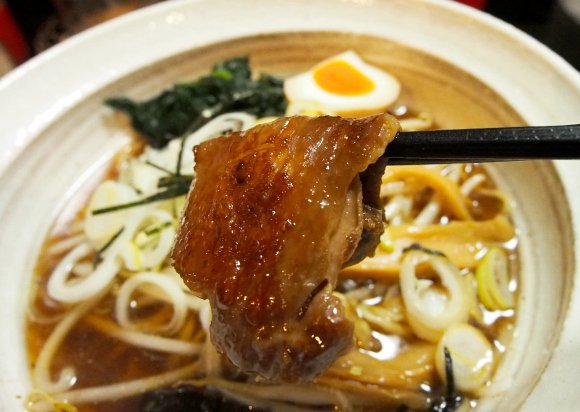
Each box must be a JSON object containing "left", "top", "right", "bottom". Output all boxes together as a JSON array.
[{"left": 172, "top": 114, "right": 399, "bottom": 381}]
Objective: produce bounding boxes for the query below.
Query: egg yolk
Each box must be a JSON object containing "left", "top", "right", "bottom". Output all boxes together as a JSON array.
[{"left": 313, "top": 60, "right": 375, "bottom": 96}]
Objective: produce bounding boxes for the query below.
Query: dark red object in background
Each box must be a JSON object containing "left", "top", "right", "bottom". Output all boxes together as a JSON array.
[
  {"left": 0, "top": 1, "right": 29, "bottom": 63},
  {"left": 456, "top": 0, "right": 488, "bottom": 9}
]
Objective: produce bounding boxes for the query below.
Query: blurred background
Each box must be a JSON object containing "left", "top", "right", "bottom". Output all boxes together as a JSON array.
[{"left": 1, "top": 0, "right": 579, "bottom": 77}]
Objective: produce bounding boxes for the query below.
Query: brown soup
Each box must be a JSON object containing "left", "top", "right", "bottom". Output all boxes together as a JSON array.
[{"left": 26, "top": 32, "right": 525, "bottom": 412}]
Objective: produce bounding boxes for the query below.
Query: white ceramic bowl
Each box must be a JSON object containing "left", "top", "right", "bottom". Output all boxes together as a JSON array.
[{"left": 1, "top": 0, "right": 579, "bottom": 411}]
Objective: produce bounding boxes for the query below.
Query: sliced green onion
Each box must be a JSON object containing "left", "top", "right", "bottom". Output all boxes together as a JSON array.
[
  {"left": 476, "top": 247, "right": 514, "bottom": 311},
  {"left": 400, "top": 250, "right": 468, "bottom": 342},
  {"left": 435, "top": 323, "right": 494, "bottom": 393},
  {"left": 85, "top": 181, "right": 137, "bottom": 247}
]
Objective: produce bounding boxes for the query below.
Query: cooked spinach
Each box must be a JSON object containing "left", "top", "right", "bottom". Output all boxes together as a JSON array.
[{"left": 105, "top": 57, "right": 287, "bottom": 148}]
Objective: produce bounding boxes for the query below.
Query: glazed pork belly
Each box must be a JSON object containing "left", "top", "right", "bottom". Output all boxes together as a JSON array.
[{"left": 172, "top": 114, "right": 399, "bottom": 381}]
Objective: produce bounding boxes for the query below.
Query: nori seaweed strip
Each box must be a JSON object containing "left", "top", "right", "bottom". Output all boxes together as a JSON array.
[
  {"left": 92, "top": 227, "right": 124, "bottom": 267},
  {"left": 91, "top": 186, "right": 189, "bottom": 215},
  {"left": 403, "top": 243, "right": 447, "bottom": 257},
  {"left": 106, "top": 57, "right": 286, "bottom": 149},
  {"left": 429, "top": 347, "right": 463, "bottom": 412}
]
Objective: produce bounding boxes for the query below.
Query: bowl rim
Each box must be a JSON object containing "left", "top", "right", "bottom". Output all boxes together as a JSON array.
[
  {"left": 1, "top": 0, "right": 580, "bottom": 175},
  {"left": 1, "top": 0, "right": 579, "bottom": 410}
]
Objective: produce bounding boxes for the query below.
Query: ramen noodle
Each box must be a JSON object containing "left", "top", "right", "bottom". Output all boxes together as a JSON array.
[{"left": 25, "top": 54, "right": 518, "bottom": 412}]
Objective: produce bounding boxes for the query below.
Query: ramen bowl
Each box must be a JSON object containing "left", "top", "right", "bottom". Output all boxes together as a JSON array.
[{"left": 0, "top": 0, "right": 579, "bottom": 411}]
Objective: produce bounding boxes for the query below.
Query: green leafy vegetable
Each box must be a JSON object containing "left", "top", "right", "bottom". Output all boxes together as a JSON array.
[
  {"left": 95, "top": 57, "right": 284, "bottom": 215},
  {"left": 105, "top": 57, "right": 287, "bottom": 148}
]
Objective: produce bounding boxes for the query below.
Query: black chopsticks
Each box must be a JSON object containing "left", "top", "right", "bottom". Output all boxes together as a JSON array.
[{"left": 385, "top": 124, "right": 580, "bottom": 165}]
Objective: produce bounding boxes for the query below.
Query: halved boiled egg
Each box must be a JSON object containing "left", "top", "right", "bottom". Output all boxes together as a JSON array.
[{"left": 284, "top": 51, "right": 401, "bottom": 117}]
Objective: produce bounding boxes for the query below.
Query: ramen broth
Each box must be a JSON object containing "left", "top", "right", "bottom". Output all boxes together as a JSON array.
[{"left": 26, "top": 33, "right": 525, "bottom": 412}]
